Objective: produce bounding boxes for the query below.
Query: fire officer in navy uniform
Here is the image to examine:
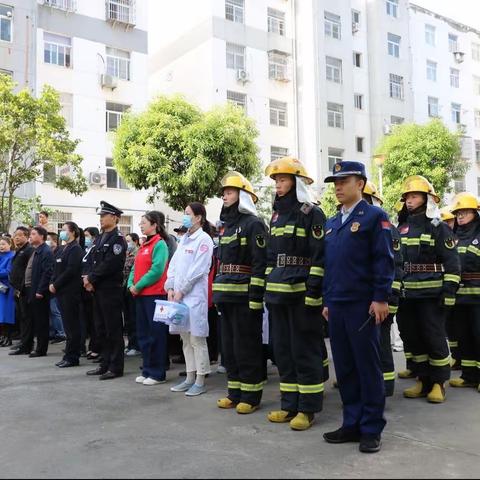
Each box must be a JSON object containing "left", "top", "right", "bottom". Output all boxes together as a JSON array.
[
  {"left": 397, "top": 176, "right": 460, "bottom": 404},
  {"left": 322, "top": 162, "right": 394, "bottom": 454},
  {"left": 83, "top": 201, "right": 127, "bottom": 380},
  {"left": 213, "top": 171, "right": 268, "bottom": 414},
  {"left": 264, "top": 156, "right": 327, "bottom": 432},
  {"left": 362, "top": 181, "right": 402, "bottom": 397}
]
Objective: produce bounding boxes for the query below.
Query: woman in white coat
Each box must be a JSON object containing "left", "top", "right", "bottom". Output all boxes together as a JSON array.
[{"left": 166, "top": 202, "right": 214, "bottom": 396}]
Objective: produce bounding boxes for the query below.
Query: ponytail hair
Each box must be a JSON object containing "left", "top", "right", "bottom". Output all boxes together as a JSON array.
[
  {"left": 143, "top": 211, "right": 168, "bottom": 240},
  {"left": 188, "top": 202, "right": 211, "bottom": 234}
]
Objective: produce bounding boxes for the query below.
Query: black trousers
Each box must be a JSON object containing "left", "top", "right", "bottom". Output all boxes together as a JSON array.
[
  {"left": 454, "top": 304, "right": 480, "bottom": 384},
  {"left": 57, "top": 291, "right": 82, "bottom": 364},
  {"left": 219, "top": 302, "right": 266, "bottom": 406},
  {"left": 269, "top": 303, "right": 325, "bottom": 413},
  {"left": 398, "top": 298, "right": 450, "bottom": 384},
  {"left": 25, "top": 293, "right": 50, "bottom": 355},
  {"left": 396, "top": 305, "right": 414, "bottom": 372},
  {"left": 380, "top": 316, "right": 395, "bottom": 396},
  {"left": 80, "top": 290, "right": 101, "bottom": 353},
  {"left": 15, "top": 293, "right": 29, "bottom": 346},
  {"left": 445, "top": 309, "right": 459, "bottom": 363},
  {"left": 207, "top": 306, "right": 219, "bottom": 362},
  {"left": 93, "top": 288, "right": 125, "bottom": 375}
]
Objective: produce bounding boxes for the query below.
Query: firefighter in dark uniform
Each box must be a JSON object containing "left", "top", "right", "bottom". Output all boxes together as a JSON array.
[
  {"left": 397, "top": 176, "right": 460, "bottom": 403},
  {"left": 363, "top": 181, "right": 402, "bottom": 397},
  {"left": 440, "top": 206, "right": 461, "bottom": 370},
  {"left": 83, "top": 201, "right": 127, "bottom": 380},
  {"left": 449, "top": 192, "right": 480, "bottom": 392},
  {"left": 322, "top": 162, "right": 394, "bottom": 454},
  {"left": 213, "top": 171, "right": 268, "bottom": 414},
  {"left": 264, "top": 157, "right": 327, "bottom": 432}
]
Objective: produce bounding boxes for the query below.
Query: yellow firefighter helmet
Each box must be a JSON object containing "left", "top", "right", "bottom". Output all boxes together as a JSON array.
[
  {"left": 400, "top": 175, "right": 440, "bottom": 204},
  {"left": 439, "top": 206, "right": 455, "bottom": 222},
  {"left": 264, "top": 157, "right": 314, "bottom": 185},
  {"left": 450, "top": 192, "right": 480, "bottom": 214},
  {"left": 221, "top": 171, "right": 258, "bottom": 203},
  {"left": 363, "top": 181, "right": 384, "bottom": 205}
]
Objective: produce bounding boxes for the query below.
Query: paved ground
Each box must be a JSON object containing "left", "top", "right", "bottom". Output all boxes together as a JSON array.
[{"left": 0, "top": 342, "right": 479, "bottom": 479}]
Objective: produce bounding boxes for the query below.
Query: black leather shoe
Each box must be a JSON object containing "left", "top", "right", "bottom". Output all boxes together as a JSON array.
[
  {"left": 323, "top": 428, "right": 361, "bottom": 444},
  {"left": 10, "top": 344, "right": 21, "bottom": 350},
  {"left": 86, "top": 367, "right": 108, "bottom": 376},
  {"left": 55, "top": 360, "right": 65, "bottom": 367},
  {"left": 359, "top": 435, "right": 382, "bottom": 453},
  {"left": 2, "top": 338, "right": 12, "bottom": 347},
  {"left": 9, "top": 348, "right": 28, "bottom": 356},
  {"left": 99, "top": 371, "right": 123, "bottom": 381},
  {"left": 58, "top": 360, "right": 79, "bottom": 368},
  {"left": 29, "top": 352, "right": 46, "bottom": 358}
]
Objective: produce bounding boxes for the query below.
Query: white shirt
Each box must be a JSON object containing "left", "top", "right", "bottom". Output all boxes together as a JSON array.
[{"left": 341, "top": 199, "right": 363, "bottom": 224}]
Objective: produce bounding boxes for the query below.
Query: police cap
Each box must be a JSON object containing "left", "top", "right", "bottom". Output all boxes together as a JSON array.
[
  {"left": 324, "top": 161, "right": 367, "bottom": 183},
  {"left": 97, "top": 201, "right": 123, "bottom": 217}
]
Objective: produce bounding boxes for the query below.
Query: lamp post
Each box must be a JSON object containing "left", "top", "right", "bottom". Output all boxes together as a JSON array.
[{"left": 373, "top": 154, "right": 386, "bottom": 195}]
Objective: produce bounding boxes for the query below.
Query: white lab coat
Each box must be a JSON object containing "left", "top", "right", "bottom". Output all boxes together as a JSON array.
[{"left": 165, "top": 228, "right": 214, "bottom": 337}]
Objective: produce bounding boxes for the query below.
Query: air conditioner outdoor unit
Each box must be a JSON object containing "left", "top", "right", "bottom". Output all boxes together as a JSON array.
[
  {"left": 101, "top": 74, "right": 118, "bottom": 90},
  {"left": 236, "top": 69, "right": 250, "bottom": 83},
  {"left": 453, "top": 51, "right": 465, "bottom": 63},
  {"left": 352, "top": 22, "right": 359, "bottom": 33},
  {"left": 89, "top": 172, "right": 106, "bottom": 187}
]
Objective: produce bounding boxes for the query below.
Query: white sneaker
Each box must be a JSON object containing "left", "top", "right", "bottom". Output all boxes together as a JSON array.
[
  {"left": 126, "top": 349, "right": 141, "bottom": 357},
  {"left": 216, "top": 365, "right": 227, "bottom": 374},
  {"left": 135, "top": 376, "right": 146, "bottom": 384},
  {"left": 143, "top": 377, "right": 166, "bottom": 386}
]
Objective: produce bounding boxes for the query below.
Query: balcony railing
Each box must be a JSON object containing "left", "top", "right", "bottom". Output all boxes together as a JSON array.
[
  {"left": 43, "top": 0, "right": 77, "bottom": 13},
  {"left": 105, "top": 0, "right": 136, "bottom": 26}
]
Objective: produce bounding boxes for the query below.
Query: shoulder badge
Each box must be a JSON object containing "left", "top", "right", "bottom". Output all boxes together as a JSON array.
[
  {"left": 444, "top": 238, "right": 456, "bottom": 250},
  {"left": 256, "top": 234, "right": 266, "bottom": 249},
  {"left": 399, "top": 225, "right": 409, "bottom": 235},
  {"left": 301, "top": 203, "right": 313, "bottom": 215},
  {"left": 271, "top": 212, "right": 279, "bottom": 224},
  {"left": 393, "top": 238, "right": 400, "bottom": 251},
  {"left": 351, "top": 222, "right": 360, "bottom": 233},
  {"left": 113, "top": 244, "right": 123, "bottom": 255},
  {"left": 312, "top": 225, "right": 324, "bottom": 240}
]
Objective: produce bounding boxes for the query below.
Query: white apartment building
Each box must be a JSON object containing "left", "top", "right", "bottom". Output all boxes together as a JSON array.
[{"left": 149, "top": 0, "right": 297, "bottom": 214}]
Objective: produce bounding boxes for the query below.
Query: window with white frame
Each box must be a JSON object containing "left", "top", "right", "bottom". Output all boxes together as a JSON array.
[
  {"left": 226, "top": 43, "right": 245, "bottom": 70},
  {"left": 324, "top": 11, "right": 341, "bottom": 40},
  {"left": 475, "top": 140, "right": 480, "bottom": 163},
  {"left": 225, "top": 0, "right": 244, "bottom": 24},
  {"left": 448, "top": 33, "right": 458, "bottom": 53},
  {"left": 268, "top": 8, "right": 285, "bottom": 36},
  {"left": 0, "top": 4, "right": 12, "bottom": 42},
  {"left": 474, "top": 76, "right": 480, "bottom": 96},
  {"left": 106, "top": 47, "right": 130, "bottom": 80},
  {"left": 269, "top": 100, "right": 288, "bottom": 127},
  {"left": 118, "top": 215, "right": 133, "bottom": 236},
  {"left": 454, "top": 177, "right": 466, "bottom": 193},
  {"left": 271, "top": 146, "right": 289, "bottom": 161},
  {"left": 353, "top": 52, "right": 362, "bottom": 67},
  {"left": 106, "top": 0, "right": 134, "bottom": 24},
  {"left": 60, "top": 92, "right": 73, "bottom": 127},
  {"left": 326, "top": 56, "right": 342, "bottom": 83},
  {"left": 44, "top": 33, "right": 71, "bottom": 68},
  {"left": 49, "top": 211, "right": 72, "bottom": 233},
  {"left": 0, "top": 68, "right": 12, "bottom": 77},
  {"left": 473, "top": 43, "right": 480, "bottom": 62},
  {"left": 425, "top": 24, "right": 435, "bottom": 46},
  {"left": 227, "top": 90, "right": 246, "bottom": 111},
  {"left": 328, "top": 148, "right": 343, "bottom": 170},
  {"left": 327, "top": 102, "right": 344, "bottom": 129},
  {"left": 428, "top": 96, "right": 439, "bottom": 117},
  {"left": 475, "top": 109, "right": 480, "bottom": 128},
  {"left": 268, "top": 50, "right": 289, "bottom": 80},
  {"left": 354, "top": 93, "right": 364, "bottom": 110},
  {"left": 106, "top": 158, "right": 128, "bottom": 189},
  {"left": 451, "top": 103, "right": 461, "bottom": 124},
  {"left": 352, "top": 9, "right": 360, "bottom": 27},
  {"left": 356, "top": 137, "right": 364, "bottom": 153},
  {"left": 391, "top": 115, "right": 404, "bottom": 124},
  {"left": 426, "top": 60, "right": 437, "bottom": 81},
  {"left": 450, "top": 68, "right": 459, "bottom": 88},
  {"left": 386, "top": 0, "right": 398, "bottom": 18},
  {"left": 106, "top": 102, "right": 130, "bottom": 132},
  {"left": 389, "top": 74, "right": 404, "bottom": 100},
  {"left": 387, "top": 33, "right": 401, "bottom": 58}
]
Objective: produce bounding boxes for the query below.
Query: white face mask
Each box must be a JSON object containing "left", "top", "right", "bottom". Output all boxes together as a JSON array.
[{"left": 46, "top": 240, "right": 52, "bottom": 247}]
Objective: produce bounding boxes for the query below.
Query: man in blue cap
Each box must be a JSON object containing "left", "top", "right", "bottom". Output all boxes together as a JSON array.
[
  {"left": 83, "top": 201, "right": 127, "bottom": 380},
  {"left": 322, "top": 161, "right": 394, "bottom": 453}
]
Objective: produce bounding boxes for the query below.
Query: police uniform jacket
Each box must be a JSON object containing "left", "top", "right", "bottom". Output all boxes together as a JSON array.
[
  {"left": 265, "top": 189, "right": 326, "bottom": 307},
  {"left": 84, "top": 228, "right": 127, "bottom": 289},
  {"left": 455, "top": 215, "right": 480, "bottom": 305},
  {"left": 398, "top": 210, "right": 461, "bottom": 306},
  {"left": 213, "top": 203, "right": 268, "bottom": 310},
  {"left": 323, "top": 200, "right": 394, "bottom": 305}
]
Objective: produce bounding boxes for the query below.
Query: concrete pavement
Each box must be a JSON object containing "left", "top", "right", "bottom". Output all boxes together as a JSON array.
[{"left": 0, "top": 343, "right": 479, "bottom": 479}]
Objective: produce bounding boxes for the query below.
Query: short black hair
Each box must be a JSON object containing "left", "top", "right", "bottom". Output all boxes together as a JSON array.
[
  {"left": 39, "top": 211, "right": 49, "bottom": 218},
  {"left": 47, "top": 232, "right": 58, "bottom": 242},
  {"left": 84, "top": 227, "right": 100, "bottom": 238},
  {"left": 127, "top": 232, "right": 140, "bottom": 245},
  {"left": 32, "top": 226, "right": 48, "bottom": 241},
  {"left": 14, "top": 226, "right": 30, "bottom": 237}
]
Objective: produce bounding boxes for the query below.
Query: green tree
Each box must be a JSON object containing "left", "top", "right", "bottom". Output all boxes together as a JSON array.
[
  {"left": 113, "top": 95, "right": 261, "bottom": 210},
  {"left": 375, "top": 119, "right": 466, "bottom": 216},
  {"left": 0, "top": 75, "right": 87, "bottom": 232},
  {"left": 319, "top": 184, "right": 339, "bottom": 219}
]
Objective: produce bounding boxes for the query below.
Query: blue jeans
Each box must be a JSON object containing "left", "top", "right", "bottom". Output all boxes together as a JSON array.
[
  {"left": 136, "top": 295, "right": 168, "bottom": 381},
  {"left": 49, "top": 297, "right": 65, "bottom": 338}
]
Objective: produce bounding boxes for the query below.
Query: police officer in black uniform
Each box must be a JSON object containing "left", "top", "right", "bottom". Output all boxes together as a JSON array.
[
  {"left": 214, "top": 171, "right": 268, "bottom": 414},
  {"left": 83, "top": 201, "right": 127, "bottom": 380}
]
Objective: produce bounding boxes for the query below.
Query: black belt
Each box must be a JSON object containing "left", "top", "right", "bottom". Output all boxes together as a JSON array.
[
  {"left": 461, "top": 272, "right": 480, "bottom": 281},
  {"left": 404, "top": 262, "right": 444, "bottom": 273},
  {"left": 276, "top": 254, "right": 311, "bottom": 268},
  {"left": 220, "top": 264, "right": 252, "bottom": 274}
]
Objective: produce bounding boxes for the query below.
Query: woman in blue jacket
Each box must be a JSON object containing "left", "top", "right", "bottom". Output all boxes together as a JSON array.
[{"left": 0, "top": 236, "right": 15, "bottom": 346}]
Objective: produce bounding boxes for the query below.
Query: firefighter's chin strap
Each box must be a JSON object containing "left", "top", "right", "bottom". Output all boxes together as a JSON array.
[
  {"left": 426, "top": 195, "right": 441, "bottom": 226},
  {"left": 296, "top": 177, "right": 315, "bottom": 204},
  {"left": 238, "top": 189, "right": 258, "bottom": 216},
  {"left": 371, "top": 197, "right": 382, "bottom": 207}
]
